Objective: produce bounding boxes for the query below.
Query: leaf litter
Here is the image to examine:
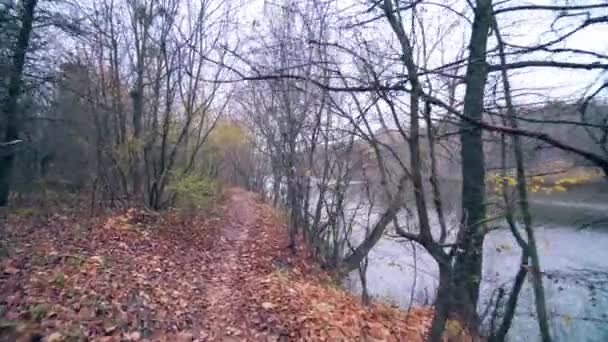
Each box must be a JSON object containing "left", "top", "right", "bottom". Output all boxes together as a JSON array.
[{"left": 1, "top": 188, "right": 432, "bottom": 341}]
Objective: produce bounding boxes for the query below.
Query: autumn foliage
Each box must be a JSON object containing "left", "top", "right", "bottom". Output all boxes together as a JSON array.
[{"left": 1, "top": 188, "right": 432, "bottom": 341}]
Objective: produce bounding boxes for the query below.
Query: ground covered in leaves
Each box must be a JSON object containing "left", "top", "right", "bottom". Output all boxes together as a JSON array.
[{"left": 1, "top": 188, "right": 432, "bottom": 341}]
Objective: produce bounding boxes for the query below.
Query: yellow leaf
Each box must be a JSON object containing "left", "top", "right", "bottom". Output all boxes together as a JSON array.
[{"left": 554, "top": 185, "right": 567, "bottom": 192}]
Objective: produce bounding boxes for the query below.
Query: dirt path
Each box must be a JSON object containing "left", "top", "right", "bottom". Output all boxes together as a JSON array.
[
  {"left": 198, "top": 189, "right": 433, "bottom": 342},
  {"left": 200, "top": 188, "right": 272, "bottom": 341},
  {"left": 1, "top": 187, "right": 433, "bottom": 341}
]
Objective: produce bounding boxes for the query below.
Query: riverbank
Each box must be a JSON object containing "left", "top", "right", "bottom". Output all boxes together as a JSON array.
[
  {"left": 0, "top": 188, "right": 432, "bottom": 341},
  {"left": 528, "top": 180, "right": 608, "bottom": 229}
]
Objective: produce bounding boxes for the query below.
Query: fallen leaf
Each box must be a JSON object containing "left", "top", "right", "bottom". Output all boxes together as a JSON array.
[
  {"left": 47, "top": 332, "right": 64, "bottom": 342},
  {"left": 261, "top": 302, "right": 276, "bottom": 310},
  {"left": 174, "top": 331, "right": 194, "bottom": 342},
  {"left": 125, "top": 331, "right": 141, "bottom": 341}
]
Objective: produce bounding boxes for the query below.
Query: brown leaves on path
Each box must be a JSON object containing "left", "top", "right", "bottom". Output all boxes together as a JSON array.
[{"left": 1, "top": 188, "right": 432, "bottom": 341}]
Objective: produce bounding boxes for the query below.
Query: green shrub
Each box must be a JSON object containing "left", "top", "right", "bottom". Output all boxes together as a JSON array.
[{"left": 168, "top": 172, "right": 220, "bottom": 213}]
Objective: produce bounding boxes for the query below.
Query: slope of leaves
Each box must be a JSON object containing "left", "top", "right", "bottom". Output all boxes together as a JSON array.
[
  {"left": 232, "top": 195, "right": 432, "bottom": 341},
  {"left": 1, "top": 189, "right": 432, "bottom": 341},
  {"left": 1, "top": 205, "right": 219, "bottom": 341}
]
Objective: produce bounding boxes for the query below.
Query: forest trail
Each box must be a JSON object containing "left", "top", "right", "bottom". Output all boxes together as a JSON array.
[
  {"left": 201, "top": 188, "right": 271, "bottom": 340},
  {"left": 1, "top": 188, "right": 432, "bottom": 341}
]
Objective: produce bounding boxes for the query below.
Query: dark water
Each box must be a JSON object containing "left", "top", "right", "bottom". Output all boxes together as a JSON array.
[{"left": 528, "top": 181, "right": 608, "bottom": 230}]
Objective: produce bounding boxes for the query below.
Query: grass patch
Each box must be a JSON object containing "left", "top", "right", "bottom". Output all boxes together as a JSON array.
[
  {"left": 29, "top": 304, "right": 49, "bottom": 322},
  {"left": 52, "top": 272, "right": 66, "bottom": 288},
  {"left": 65, "top": 255, "right": 85, "bottom": 268},
  {"left": 11, "top": 207, "right": 40, "bottom": 218}
]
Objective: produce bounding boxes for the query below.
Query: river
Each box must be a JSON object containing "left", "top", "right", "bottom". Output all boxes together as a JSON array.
[{"left": 338, "top": 185, "right": 608, "bottom": 341}]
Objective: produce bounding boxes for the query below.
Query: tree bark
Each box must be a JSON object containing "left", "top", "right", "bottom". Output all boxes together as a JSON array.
[
  {"left": 429, "top": 264, "right": 453, "bottom": 341},
  {"left": 130, "top": 0, "right": 152, "bottom": 198},
  {"left": 491, "top": 254, "right": 528, "bottom": 341},
  {"left": 0, "top": 0, "right": 38, "bottom": 207},
  {"left": 452, "top": 0, "right": 493, "bottom": 328}
]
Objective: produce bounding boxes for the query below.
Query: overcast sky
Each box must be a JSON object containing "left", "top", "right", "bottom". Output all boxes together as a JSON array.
[{"left": 233, "top": 0, "right": 607, "bottom": 106}]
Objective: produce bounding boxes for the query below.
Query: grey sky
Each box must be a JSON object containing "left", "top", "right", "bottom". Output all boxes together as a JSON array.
[{"left": 234, "top": 0, "right": 607, "bottom": 106}]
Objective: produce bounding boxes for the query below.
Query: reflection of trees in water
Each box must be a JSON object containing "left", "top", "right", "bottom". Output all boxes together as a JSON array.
[
  {"left": 547, "top": 268, "right": 608, "bottom": 312},
  {"left": 481, "top": 267, "right": 608, "bottom": 339},
  {"left": 545, "top": 268, "right": 608, "bottom": 339},
  {"left": 348, "top": 178, "right": 462, "bottom": 216},
  {"left": 317, "top": 156, "right": 608, "bottom": 340}
]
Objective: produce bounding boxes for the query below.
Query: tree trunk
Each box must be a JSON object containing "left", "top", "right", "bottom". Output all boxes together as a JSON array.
[
  {"left": 429, "top": 264, "right": 453, "bottom": 341},
  {"left": 337, "top": 174, "right": 408, "bottom": 277},
  {"left": 131, "top": 68, "right": 144, "bottom": 197},
  {"left": 493, "top": 16, "right": 552, "bottom": 342},
  {"left": 452, "top": 0, "right": 493, "bottom": 328},
  {"left": 287, "top": 146, "right": 298, "bottom": 253},
  {"left": 358, "top": 257, "right": 370, "bottom": 306},
  {"left": 130, "top": 1, "right": 152, "bottom": 199},
  {"left": 492, "top": 113, "right": 530, "bottom": 342},
  {"left": 491, "top": 253, "right": 528, "bottom": 342},
  {"left": 272, "top": 169, "right": 281, "bottom": 207},
  {"left": 0, "top": 0, "right": 38, "bottom": 207}
]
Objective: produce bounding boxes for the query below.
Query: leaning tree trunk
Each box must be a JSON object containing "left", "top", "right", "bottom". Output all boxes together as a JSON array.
[
  {"left": 491, "top": 120, "right": 530, "bottom": 341},
  {"left": 493, "top": 16, "right": 552, "bottom": 342},
  {"left": 0, "top": 0, "right": 38, "bottom": 207}
]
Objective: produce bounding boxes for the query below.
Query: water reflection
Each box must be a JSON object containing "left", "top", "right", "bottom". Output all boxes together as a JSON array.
[{"left": 339, "top": 195, "right": 608, "bottom": 341}]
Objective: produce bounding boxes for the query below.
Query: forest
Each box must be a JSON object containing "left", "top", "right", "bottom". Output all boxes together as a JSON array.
[{"left": 1, "top": 0, "right": 608, "bottom": 341}]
